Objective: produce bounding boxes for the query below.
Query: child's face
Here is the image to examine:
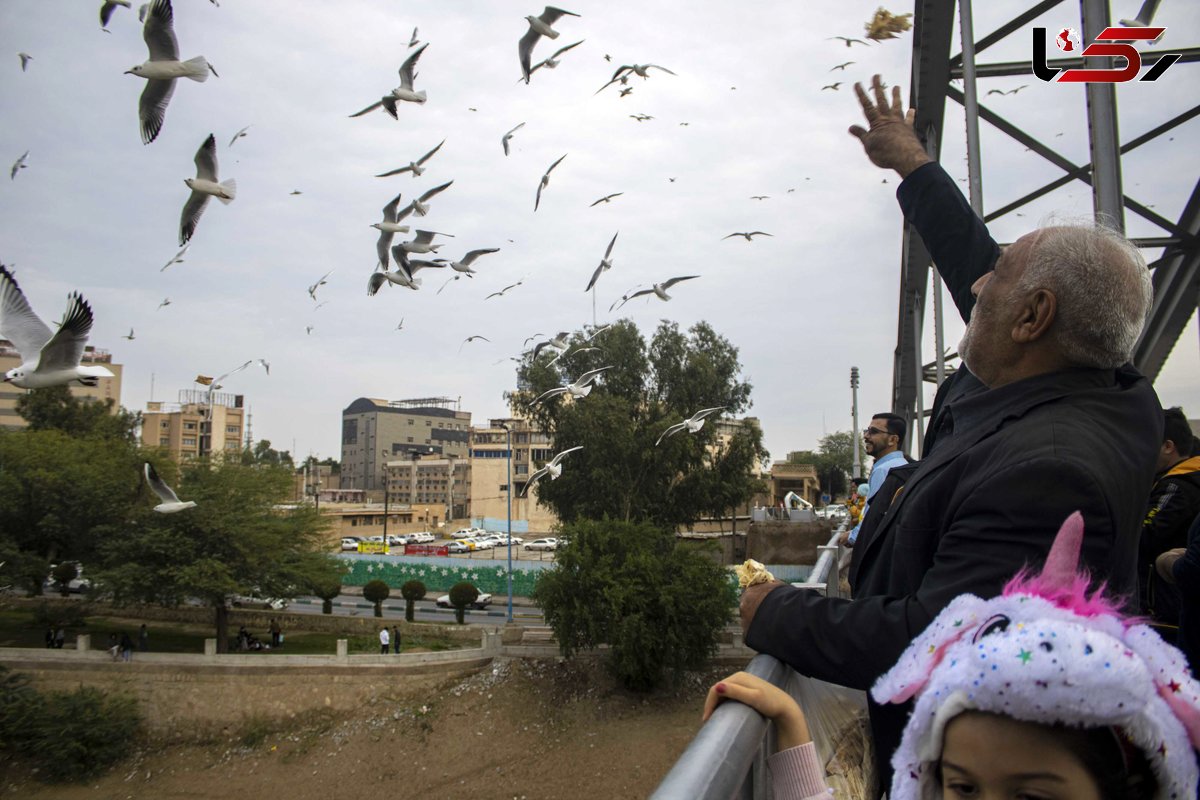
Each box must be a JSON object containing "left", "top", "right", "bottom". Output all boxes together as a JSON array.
[{"left": 939, "top": 712, "right": 1102, "bottom": 800}]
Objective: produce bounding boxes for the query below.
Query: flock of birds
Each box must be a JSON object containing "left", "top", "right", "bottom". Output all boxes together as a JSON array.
[{"left": 2, "top": 2, "right": 919, "bottom": 510}]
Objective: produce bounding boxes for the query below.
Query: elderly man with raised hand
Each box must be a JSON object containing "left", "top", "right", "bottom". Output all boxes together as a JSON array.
[{"left": 740, "top": 75, "right": 1162, "bottom": 797}]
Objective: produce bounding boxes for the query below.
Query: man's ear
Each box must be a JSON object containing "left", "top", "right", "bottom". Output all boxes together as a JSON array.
[{"left": 1011, "top": 288, "right": 1057, "bottom": 343}]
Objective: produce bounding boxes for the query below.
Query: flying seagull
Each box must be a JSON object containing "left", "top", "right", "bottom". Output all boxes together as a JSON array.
[
  {"left": 822, "top": 82, "right": 842, "bottom": 91},
  {"left": 368, "top": 254, "right": 442, "bottom": 293},
  {"left": 525, "top": 39, "right": 584, "bottom": 79},
  {"left": 723, "top": 231, "right": 773, "bottom": 241},
  {"left": 396, "top": 230, "right": 452, "bottom": 255},
  {"left": 436, "top": 275, "right": 462, "bottom": 295},
  {"left": 144, "top": 462, "right": 196, "bottom": 513},
  {"left": 629, "top": 113, "right": 654, "bottom": 122},
  {"left": 395, "top": 318, "right": 405, "bottom": 331},
  {"left": 501, "top": 122, "right": 526, "bottom": 156},
  {"left": 307, "top": 269, "right": 333, "bottom": 301},
  {"left": 596, "top": 63, "right": 676, "bottom": 94},
  {"left": 179, "top": 133, "right": 236, "bottom": 246},
  {"left": 749, "top": 195, "right": 769, "bottom": 201},
  {"left": 126, "top": 0, "right": 213, "bottom": 144},
  {"left": 485, "top": 280, "right": 524, "bottom": 300},
  {"left": 828, "top": 36, "right": 869, "bottom": 47},
  {"left": 534, "top": 154, "right": 567, "bottom": 212},
  {"left": 410, "top": 180, "right": 453, "bottom": 216},
  {"left": 986, "top": 86, "right": 1028, "bottom": 96},
  {"left": 590, "top": 193, "right": 623, "bottom": 207},
  {"left": 10, "top": 151, "right": 29, "bottom": 180},
  {"left": 434, "top": 248, "right": 500, "bottom": 276},
  {"left": 459, "top": 335, "right": 491, "bottom": 353},
  {"left": 830, "top": 61, "right": 855, "bottom": 71},
  {"left": 374, "top": 138, "right": 446, "bottom": 178},
  {"left": 408, "top": 26, "right": 420, "bottom": 48},
  {"left": 532, "top": 366, "right": 612, "bottom": 405},
  {"left": 0, "top": 266, "right": 115, "bottom": 389},
  {"left": 159, "top": 244, "right": 189, "bottom": 271},
  {"left": 655, "top": 407, "right": 725, "bottom": 446},
  {"left": 101, "top": 0, "right": 132, "bottom": 29},
  {"left": 519, "top": 446, "right": 583, "bottom": 496},
  {"left": 585, "top": 232, "right": 618, "bottom": 292},
  {"left": 530, "top": 331, "right": 570, "bottom": 360},
  {"left": 371, "top": 192, "right": 414, "bottom": 268},
  {"left": 122, "top": 328, "right": 136, "bottom": 340},
  {"left": 204, "top": 359, "right": 268, "bottom": 415},
  {"left": 228, "top": 125, "right": 250, "bottom": 147},
  {"left": 157, "top": 297, "right": 171, "bottom": 310},
  {"left": 17, "top": 53, "right": 32, "bottom": 72},
  {"left": 350, "top": 42, "right": 428, "bottom": 118},
  {"left": 611, "top": 276, "right": 699, "bottom": 311},
  {"left": 519, "top": 6, "right": 581, "bottom": 84}
]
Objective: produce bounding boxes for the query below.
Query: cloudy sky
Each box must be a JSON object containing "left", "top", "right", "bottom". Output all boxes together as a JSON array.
[{"left": 1, "top": 0, "right": 1196, "bottom": 464}]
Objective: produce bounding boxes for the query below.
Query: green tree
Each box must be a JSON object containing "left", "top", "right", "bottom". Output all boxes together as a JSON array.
[
  {"left": 789, "top": 430, "right": 856, "bottom": 501},
  {"left": 49, "top": 562, "right": 78, "bottom": 597},
  {"left": 242, "top": 439, "right": 294, "bottom": 467},
  {"left": 532, "top": 519, "right": 737, "bottom": 691},
  {"left": 448, "top": 581, "right": 479, "bottom": 625},
  {"left": 509, "top": 320, "right": 768, "bottom": 528},
  {"left": 401, "top": 579, "right": 426, "bottom": 622},
  {"left": 14, "top": 385, "right": 141, "bottom": 442},
  {"left": 363, "top": 579, "right": 390, "bottom": 617},
  {"left": 95, "top": 460, "right": 341, "bottom": 652},
  {"left": 311, "top": 577, "right": 342, "bottom": 614}
]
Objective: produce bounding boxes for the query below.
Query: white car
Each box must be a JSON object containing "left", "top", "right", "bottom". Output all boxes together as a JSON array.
[
  {"left": 435, "top": 592, "right": 493, "bottom": 610},
  {"left": 524, "top": 537, "right": 558, "bottom": 551},
  {"left": 407, "top": 531, "right": 435, "bottom": 544},
  {"left": 464, "top": 537, "right": 493, "bottom": 551},
  {"left": 488, "top": 534, "right": 524, "bottom": 547},
  {"left": 386, "top": 534, "right": 409, "bottom": 546},
  {"left": 340, "top": 537, "right": 361, "bottom": 551},
  {"left": 450, "top": 528, "right": 477, "bottom": 540}
]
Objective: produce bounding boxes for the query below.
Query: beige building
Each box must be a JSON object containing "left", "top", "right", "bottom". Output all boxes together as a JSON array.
[
  {"left": 767, "top": 461, "right": 821, "bottom": 507},
  {"left": 382, "top": 454, "right": 471, "bottom": 525},
  {"left": 141, "top": 390, "right": 245, "bottom": 461},
  {"left": 0, "top": 339, "right": 123, "bottom": 430},
  {"left": 468, "top": 416, "right": 560, "bottom": 532},
  {"left": 340, "top": 397, "right": 472, "bottom": 492}
]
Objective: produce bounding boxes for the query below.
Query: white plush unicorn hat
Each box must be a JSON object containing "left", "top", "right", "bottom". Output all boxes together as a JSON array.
[{"left": 871, "top": 512, "right": 1200, "bottom": 800}]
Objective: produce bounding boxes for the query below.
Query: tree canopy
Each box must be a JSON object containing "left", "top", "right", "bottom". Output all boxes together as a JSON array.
[
  {"left": 508, "top": 319, "right": 768, "bottom": 529},
  {"left": 788, "top": 430, "right": 857, "bottom": 500}
]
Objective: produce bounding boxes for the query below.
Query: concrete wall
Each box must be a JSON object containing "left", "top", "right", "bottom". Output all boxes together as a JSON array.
[{"left": 746, "top": 520, "right": 835, "bottom": 565}]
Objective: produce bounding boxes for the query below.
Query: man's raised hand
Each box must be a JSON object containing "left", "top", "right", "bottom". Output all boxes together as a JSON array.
[{"left": 848, "top": 74, "right": 931, "bottom": 178}]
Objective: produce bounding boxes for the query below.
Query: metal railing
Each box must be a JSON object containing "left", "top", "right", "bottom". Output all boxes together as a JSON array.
[{"left": 651, "top": 527, "right": 850, "bottom": 799}]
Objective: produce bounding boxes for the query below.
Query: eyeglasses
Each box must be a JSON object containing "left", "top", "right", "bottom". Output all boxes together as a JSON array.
[{"left": 863, "top": 427, "right": 892, "bottom": 437}]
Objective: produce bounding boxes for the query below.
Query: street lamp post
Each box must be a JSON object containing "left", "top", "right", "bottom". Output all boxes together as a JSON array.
[
  {"left": 500, "top": 422, "right": 514, "bottom": 623},
  {"left": 382, "top": 450, "right": 390, "bottom": 555}
]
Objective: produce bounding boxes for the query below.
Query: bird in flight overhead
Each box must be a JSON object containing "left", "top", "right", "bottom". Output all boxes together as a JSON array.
[
  {"left": 179, "top": 134, "right": 236, "bottom": 246},
  {"left": 100, "top": 0, "right": 132, "bottom": 29},
  {"left": 520, "top": 446, "right": 584, "bottom": 496},
  {"left": 372, "top": 192, "right": 414, "bottom": 268},
  {"left": 525, "top": 39, "right": 585, "bottom": 79},
  {"left": 0, "top": 266, "right": 115, "bottom": 389},
  {"left": 723, "top": 231, "right": 773, "bottom": 241},
  {"left": 17, "top": 52, "right": 32, "bottom": 72},
  {"left": 374, "top": 139, "right": 446, "bottom": 178},
  {"left": 519, "top": 6, "right": 581, "bottom": 84},
  {"left": 10, "top": 151, "right": 29, "bottom": 180},
  {"left": 655, "top": 407, "right": 726, "bottom": 446},
  {"left": 435, "top": 248, "right": 500, "bottom": 277},
  {"left": 828, "top": 36, "right": 869, "bottom": 47},
  {"left": 532, "top": 367, "right": 613, "bottom": 405},
  {"left": 125, "top": 0, "right": 213, "bottom": 144},
  {"left": 585, "top": 232, "right": 618, "bottom": 292},
  {"left": 597, "top": 63, "right": 676, "bottom": 94},
  {"left": 830, "top": 61, "right": 855, "bottom": 71},
  {"left": 144, "top": 462, "right": 197, "bottom": 513},
  {"left": 349, "top": 43, "right": 429, "bottom": 118},
  {"left": 501, "top": 122, "right": 526, "bottom": 156},
  {"left": 228, "top": 125, "right": 250, "bottom": 147},
  {"left": 307, "top": 270, "right": 333, "bottom": 301},
  {"left": 534, "top": 154, "right": 568, "bottom": 212},
  {"left": 610, "top": 276, "right": 699, "bottom": 311},
  {"left": 590, "top": 193, "right": 623, "bottom": 207}
]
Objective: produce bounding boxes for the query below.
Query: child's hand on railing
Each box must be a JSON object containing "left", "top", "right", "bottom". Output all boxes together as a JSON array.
[{"left": 702, "top": 671, "right": 812, "bottom": 751}]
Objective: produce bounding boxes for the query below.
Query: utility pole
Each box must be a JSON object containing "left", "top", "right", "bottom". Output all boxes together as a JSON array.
[{"left": 850, "top": 367, "right": 862, "bottom": 482}]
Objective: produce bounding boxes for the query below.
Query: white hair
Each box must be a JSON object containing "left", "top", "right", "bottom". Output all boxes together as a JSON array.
[{"left": 1017, "top": 220, "right": 1152, "bottom": 369}]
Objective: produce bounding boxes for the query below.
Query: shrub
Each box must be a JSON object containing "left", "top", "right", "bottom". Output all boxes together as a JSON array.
[
  {"left": 532, "top": 518, "right": 737, "bottom": 692},
  {"left": 362, "top": 579, "right": 390, "bottom": 617},
  {"left": 448, "top": 582, "right": 479, "bottom": 625},
  {"left": 311, "top": 578, "right": 342, "bottom": 615},
  {"left": 50, "top": 562, "right": 79, "bottom": 597},
  {"left": 401, "top": 580, "right": 426, "bottom": 622}
]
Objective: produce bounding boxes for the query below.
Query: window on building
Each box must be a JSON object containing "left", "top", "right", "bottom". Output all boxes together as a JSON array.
[
  {"left": 182, "top": 437, "right": 196, "bottom": 446},
  {"left": 159, "top": 437, "right": 169, "bottom": 445},
  {"left": 160, "top": 421, "right": 169, "bottom": 429},
  {"left": 225, "top": 442, "right": 239, "bottom": 450},
  {"left": 425, "top": 420, "right": 431, "bottom": 426},
  {"left": 226, "top": 426, "right": 239, "bottom": 434},
  {"left": 184, "top": 422, "right": 196, "bottom": 430}
]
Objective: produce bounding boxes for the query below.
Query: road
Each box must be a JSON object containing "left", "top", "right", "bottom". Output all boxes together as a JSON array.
[{"left": 285, "top": 592, "right": 544, "bottom": 625}]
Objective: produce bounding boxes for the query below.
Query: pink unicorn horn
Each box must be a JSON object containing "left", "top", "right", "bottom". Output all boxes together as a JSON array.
[{"left": 1040, "top": 510, "right": 1085, "bottom": 589}]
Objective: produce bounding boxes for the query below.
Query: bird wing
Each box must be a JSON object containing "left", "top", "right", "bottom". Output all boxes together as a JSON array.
[
  {"left": 349, "top": 100, "right": 383, "bottom": 118},
  {"left": 583, "top": 324, "right": 610, "bottom": 342},
  {"left": 534, "top": 179, "right": 545, "bottom": 212},
  {"left": 616, "top": 288, "right": 655, "bottom": 309},
  {"left": 532, "top": 386, "right": 568, "bottom": 405},
  {"left": 520, "top": 465, "right": 550, "bottom": 496},
  {"left": 213, "top": 360, "right": 253, "bottom": 388},
  {"left": 661, "top": 275, "right": 699, "bottom": 289},
  {"left": 35, "top": 293, "right": 94, "bottom": 373},
  {"left": 417, "top": 139, "right": 446, "bottom": 165},
  {"left": 405, "top": 258, "right": 445, "bottom": 274},
  {"left": 539, "top": 7, "right": 581, "bottom": 25},
  {"left": 655, "top": 422, "right": 687, "bottom": 447},
  {"left": 721, "top": 232, "right": 743, "bottom": 240},
  {"left": 645, "top": 64, "right": 676, "bottom": 75},
  {"left": 748, "top": 231, "right": 773, "bottom": 238},
  {"left": 193, "top": 133, "right": 219, "bottom": 181},
  {"left": 143, "top": 0, "right": 180, "bottom": 61},
  {"left": 375, "top": 230, "right": 394, "bottom": 269},
  {"left": 228, "top": 125, "right": 249, "bottom": 147},
  {"left": 551, "top": 39, "right": 585, "bottom": 59},
  {"left": 603, "top": 231, "right": 619, "bottom": 259},
  {"left": 461, "top": 248, "right": 499, "bottom": 265},
  {"left": 381, "top": 192, "right": 404, "bottom": 223},
  {"left": 689, "top": 406, "right": 726, "bottom": 423},
  {"left": 518, "top": 27, "right": 540, "bottom": 83},
  {"left": 545, "top": 153, "right": 567, "bottom": 175},
  {"left": 367, "top": 271, "right": 387, "bottom": 296},
  {"left": 374, "top": 164, "right": 413, "bottom": 178},
  {"left": 179, "top": 190, "right": 211, "bottom": 246},
  {"left": 138, "top": 77, "right": 176, "bottom": 144},
  {"left": 584, "top": 262, "right": 606, "bottom": 292},
  {"left": 0, "top": 265, "right": 54, "bottom": 361},
  {"left": 398, "top": 42, "right": 427, "bottom": 90},
  {"left": 575, "top": 365, "right": 612, "bottom": 386},
  {"left": 144, "top": 462, "right": 182, "bottom": 504},
  {"left": 549, "top": 445, "right": 583, "bottom": 466},
  {"left": 417, "top": 180, "right": 453, "bottom": 203}
]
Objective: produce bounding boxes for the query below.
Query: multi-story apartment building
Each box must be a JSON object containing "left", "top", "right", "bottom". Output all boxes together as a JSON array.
[
  {"left": 467, "top": 417, "right": 560, "bottom": 532},
  {"left": 382, "top": 455, "right": 470, "bottom": 525},
  {"left": 0, "top": 339, "right": 123, "bottom": 430},
  {"left": 340, "top": 397, "right": 471, "bottom": 492},
  {"left": 141, "top": 390, "right": 245, "bottom": 461}
]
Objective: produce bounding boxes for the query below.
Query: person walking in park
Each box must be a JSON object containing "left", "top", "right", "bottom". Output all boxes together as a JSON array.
[
  {"left": 379, "top": 625, "right": 390, "bottom": 654},
  {"left": 138, "top": 623, "right": 149, "bottom": 652},
  {"left": 392, "top": 625, "right": 401, "bottom": 654}
]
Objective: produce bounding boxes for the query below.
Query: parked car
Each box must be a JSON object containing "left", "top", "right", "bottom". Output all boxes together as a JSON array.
[
  {"left": 824, "top": 504, "right": 849, "bottom": 520},
  {"left": 230, "top": 593, "right": 289, "bottom": 610},
  {"left": 524, "top": 538, "right": 558, "bottom": 551},
  {"left": 407, "top": 531, "right": 436, "bottom": 544},
  {"left": 386, "top": 534, "right": 409, "bottom": 546},
  {"left": 341, "top": 536, "right": 363, "bottom": 551},
  {"left": 465, "top": 537, "right": 493, "bottom": 551},
  {"left": 446, "top": 541, "right": 470, "bottom": 554},
  {"left": 486, "top": 534, "right": 524, "bottom": 547},
  {"left": 436, "top": 592, "right": 493, "bottom": 610}
]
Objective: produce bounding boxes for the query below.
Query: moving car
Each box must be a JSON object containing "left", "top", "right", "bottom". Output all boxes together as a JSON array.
[
  {"left": 523, "top": 538, "right": 558, "bottom": 551},
  {"left": 435, "top": 592, "right": 493, "bottom": 610}
]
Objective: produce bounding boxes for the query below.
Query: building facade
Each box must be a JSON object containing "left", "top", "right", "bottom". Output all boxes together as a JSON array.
[
  {"left": 382, "top": 455, "right": 471, "bottom": 525},
  {"left": 0, "top": 339, "right": 123, "bottom": 430},
  {"left": 467, "top": 417, "right": 560, "bottom": 532},
  {"left": 141, "top": 390, "right": 245, "bottom": 461},
  {"left": 340, "top": 397, "right": 472, "bottom": 492}
]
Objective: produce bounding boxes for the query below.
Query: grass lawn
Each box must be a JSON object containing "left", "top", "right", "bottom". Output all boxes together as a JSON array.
[{"left": 0, "top": 605, "right": 462, "bottom": 656}]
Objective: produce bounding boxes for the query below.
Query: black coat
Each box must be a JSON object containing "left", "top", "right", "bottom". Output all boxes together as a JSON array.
[{"left": 745, "top": 163, "right": 1162, "bottom": 796}]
